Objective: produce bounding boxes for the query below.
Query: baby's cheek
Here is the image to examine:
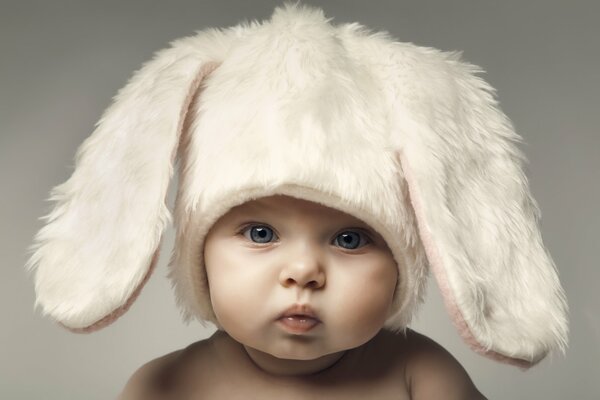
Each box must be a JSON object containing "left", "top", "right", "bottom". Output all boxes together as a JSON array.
[
  {"left": 349, "top": 291, "right": 390, "bottom": 331},
  {"left": 210, "top": 279, "right": 241, "bottom": 319},
  {"left": 209, "top": 270, "right": 268, "bottom": 331},
  {"left": 334, "top": 270, "right": 396, "bottom": 339}
]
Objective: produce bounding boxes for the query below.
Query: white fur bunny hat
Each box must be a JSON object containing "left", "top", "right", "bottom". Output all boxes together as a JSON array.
[{"left": 27, "top": 2, "right": 567, "bottom": 368}]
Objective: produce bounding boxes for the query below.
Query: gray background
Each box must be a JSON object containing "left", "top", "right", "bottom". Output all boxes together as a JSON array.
[{"left": 2, "top": 0, "right": 598, "bottom": 398}]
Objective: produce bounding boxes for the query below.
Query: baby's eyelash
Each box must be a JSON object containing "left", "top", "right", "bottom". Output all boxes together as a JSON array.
[
  {"left": 332, "top": 229, "right": 372, "bottom": 249},
  {"left": 236, "top": 222, "right": 271, "bottom": 235},
  {"left": 237, "top": 223, "right": 279, "bottom": 244},
  {"left": 235, "top": 224, "right": 373, "bottom": 248},
  {"left": 352, "top": 228, "right": 373, "bottom": 242}
]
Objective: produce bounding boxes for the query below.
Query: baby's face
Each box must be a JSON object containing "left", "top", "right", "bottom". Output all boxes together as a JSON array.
[{"left": 203, "top": 195, "right": 398, "bottom": 361}]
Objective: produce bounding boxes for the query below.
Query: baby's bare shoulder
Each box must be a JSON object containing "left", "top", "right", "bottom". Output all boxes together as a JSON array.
[
  {"left": 403, "top": 330, "right": 486, "bottom": 400},
  {"left": 117, "top": 338, "right": 214, "bottom": 400},
  {"left": 117, "top": 349, "right": 183, "bottom": 400}
]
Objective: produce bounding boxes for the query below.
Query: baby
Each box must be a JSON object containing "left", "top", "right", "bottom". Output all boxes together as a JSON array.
[
  {"left": 27, "top": 3, "right": 568, "bottom": 400},
  {"left": 119, "top": 194, "right": 486, "bottom": 399}
]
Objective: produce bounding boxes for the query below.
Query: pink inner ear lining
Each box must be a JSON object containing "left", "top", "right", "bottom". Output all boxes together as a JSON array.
[
  {"left": 398, "top": 151, "right": 535, "bottom": 369},
  {"left": 61, "top": 247, "right": 162, "bottom": 333}
]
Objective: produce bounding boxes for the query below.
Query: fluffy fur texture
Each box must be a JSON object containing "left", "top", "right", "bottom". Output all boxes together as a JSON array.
[{"left": 27, "top": 2, "right": 568, "bottom": 367}]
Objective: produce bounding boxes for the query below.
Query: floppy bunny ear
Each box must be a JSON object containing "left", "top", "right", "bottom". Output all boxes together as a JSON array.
[
  {"left": 25, "top": 27, "right": 235, "bottom": 332},
  {"left": 393, "top": 52, "right": 568, "bottom": 366}
]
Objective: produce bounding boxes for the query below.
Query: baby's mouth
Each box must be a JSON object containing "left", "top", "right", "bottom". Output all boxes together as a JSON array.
[
  {"left": 277, "top": 304, "right": 322, "bottom": 333},
  {"left": 277, "top": 315, "right": 321, "bottom": 333}
]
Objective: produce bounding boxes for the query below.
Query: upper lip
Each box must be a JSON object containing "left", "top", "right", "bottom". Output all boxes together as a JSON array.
[{"left": 278, "top": 304, "right": 320, "bottom": 321}]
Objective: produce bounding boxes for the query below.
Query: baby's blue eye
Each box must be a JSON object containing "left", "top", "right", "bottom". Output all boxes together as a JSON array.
[
  {"left": 334, "top": 231, "right": 369, "bottom": 250},
  {"left": 244, "top": 225, "right": 276, "bottom": 243}
]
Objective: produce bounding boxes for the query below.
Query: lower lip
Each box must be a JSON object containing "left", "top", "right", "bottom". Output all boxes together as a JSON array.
[{"left": 277, "top": 316, "right": 320, "bottom": 334}]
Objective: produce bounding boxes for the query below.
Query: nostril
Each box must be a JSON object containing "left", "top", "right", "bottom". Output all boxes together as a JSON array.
[
  {"left": 284, "top": 278, "right": 321, "bottom": 289},
  {"left": 285, "top": 278, "right": 296, "bottom": 286}
]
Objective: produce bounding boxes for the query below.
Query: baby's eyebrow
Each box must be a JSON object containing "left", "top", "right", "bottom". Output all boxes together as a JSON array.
[
  {"left": 224, "top": 206, "right": 279, "bottom": 226},
  {"left": 233, "top": 199, "right": 293, "bottom": 217},
  {"left": 231, "top": 199, "right": 379, "bottom": 233},
  {"left": 231, "top": 203, "right": 274, "bottom": 217}
]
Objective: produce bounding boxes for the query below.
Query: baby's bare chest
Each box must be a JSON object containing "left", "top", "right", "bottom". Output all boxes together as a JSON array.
[
  {"left": 168, "top": 331, "right": 412, "bottom": 399},
  {"left": 191, "top": 375, "right": 410, "bottom": 400},
  {"left": 176, "top": 362, "right": 410, "bottom": 400}
]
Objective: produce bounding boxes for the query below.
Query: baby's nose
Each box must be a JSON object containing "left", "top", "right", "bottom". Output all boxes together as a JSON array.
[{"left": 278, "top": 244, "right": 326, "bottom": 290}]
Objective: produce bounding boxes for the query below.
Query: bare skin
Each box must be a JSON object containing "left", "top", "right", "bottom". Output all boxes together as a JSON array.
[
  {"left": 118, "top": 328, "right": 486, "bottom": 399},
  {"left": 118, "top": 196, "right": 486, "bottom": 399}
]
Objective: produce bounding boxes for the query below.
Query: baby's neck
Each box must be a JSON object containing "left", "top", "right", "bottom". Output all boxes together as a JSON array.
[
  {"left": 242, "top": 343, "right": 348, "bottom": 376},
  {"left": 212, "top": 331, "right": 364, "bottom": 380}
]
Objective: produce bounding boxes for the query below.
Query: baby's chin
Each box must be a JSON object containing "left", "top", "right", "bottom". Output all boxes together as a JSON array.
[
  {"left": 270, "top": 349, "right": 338, "bottom": 361},
  {"left": 259, "top": 331, "right": 378, "bottom": 360},
  {"left": 254, "top": 341, "right": 355, "bottom": 361}
]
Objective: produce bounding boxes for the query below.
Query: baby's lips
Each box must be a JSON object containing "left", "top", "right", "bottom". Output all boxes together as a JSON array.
[
  {"left": 277, "top": 303, "right": 321, "bottom": 322},
  {"left": 278, "top": 315, "right": 321, "bottom": 333}
]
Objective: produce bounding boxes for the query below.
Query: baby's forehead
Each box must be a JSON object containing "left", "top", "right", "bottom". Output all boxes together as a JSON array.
[{"left": 226, "top": 195, "right": 368, "bottom": 226}]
